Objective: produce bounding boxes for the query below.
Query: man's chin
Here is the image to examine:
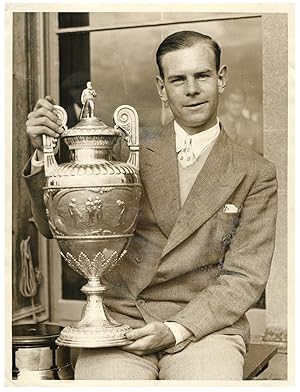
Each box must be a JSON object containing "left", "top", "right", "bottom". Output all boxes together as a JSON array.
[{"left": 182, "top": 117, "right": 211, "bottom": 129}]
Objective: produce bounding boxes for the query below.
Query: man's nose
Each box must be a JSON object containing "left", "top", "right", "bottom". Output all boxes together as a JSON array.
[{"left": 185, "top": 78, "right": 200, "bottom": 96}]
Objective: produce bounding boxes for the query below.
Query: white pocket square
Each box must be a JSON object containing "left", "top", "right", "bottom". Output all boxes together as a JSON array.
[{"left": 223, "top": 204, "right": 240, "bottom": 213}]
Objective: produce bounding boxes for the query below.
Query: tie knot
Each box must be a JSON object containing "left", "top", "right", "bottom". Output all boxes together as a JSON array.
[
  {"left": 178, "top": 136, "right": 195, "bottom": 167},
  {"left": 184, "top": 135, "right": 192, "bottom": 147}
]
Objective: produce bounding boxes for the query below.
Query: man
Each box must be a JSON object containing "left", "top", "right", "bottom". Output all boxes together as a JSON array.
[
  {"left": 80, "top": 81, "right": 97, "bottom": 119},
  {"left": 24, "top": 30, "right": 277, "bottom": 380},
  {"left": 220, "top": 87, "right": 263, "bottom": 155}
]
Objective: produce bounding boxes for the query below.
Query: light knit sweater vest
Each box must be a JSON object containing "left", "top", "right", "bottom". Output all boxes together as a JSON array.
[{"left": 178, "top": 140, "right": 217, "bottom": 207}]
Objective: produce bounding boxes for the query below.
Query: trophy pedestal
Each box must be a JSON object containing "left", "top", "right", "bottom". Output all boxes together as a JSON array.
[
  {"left": 56, "top": 323, "right": 131, "bottom": 348},
  {"left": 56, "top": 278, "right": 132, "bottom": 348}
]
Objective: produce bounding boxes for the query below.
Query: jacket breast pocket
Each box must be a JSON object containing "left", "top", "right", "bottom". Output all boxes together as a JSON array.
[
  {"left": 215, "top": 209, "right": 241, "bottom": 266},
  {"left": 216, "top": 209, "right": 241, "bottom": 245}
]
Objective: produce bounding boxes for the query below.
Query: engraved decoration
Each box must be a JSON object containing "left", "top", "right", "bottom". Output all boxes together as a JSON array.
[{"left": 42, "top": 82, "right": 141, "bottom": 347}]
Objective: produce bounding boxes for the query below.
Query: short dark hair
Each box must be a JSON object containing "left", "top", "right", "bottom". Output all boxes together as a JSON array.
[{"left": 156, "top": 30, "right": 221, "bottom": 79}]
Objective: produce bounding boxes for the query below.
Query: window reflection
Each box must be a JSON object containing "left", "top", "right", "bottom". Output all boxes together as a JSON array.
[{"left": 220, "top": 87, "right": 263, "bottom": 155}]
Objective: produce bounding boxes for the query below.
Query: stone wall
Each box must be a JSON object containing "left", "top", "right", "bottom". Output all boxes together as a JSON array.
[{"left": 261, "top": 13, "right": 288, "bottom": 379}]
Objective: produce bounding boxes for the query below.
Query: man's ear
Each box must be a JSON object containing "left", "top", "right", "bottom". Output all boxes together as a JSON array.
[
  {"left": 217, "top": 65, "right": 227, "bottom": 94},
  {"left": 156, "top": 75, "right": 168, "bottom": 103}
]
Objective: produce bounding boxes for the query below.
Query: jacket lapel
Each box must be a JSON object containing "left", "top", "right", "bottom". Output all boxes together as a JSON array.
[
  {"left": 160, "top": 128, "right": 246, "bottom": 258},
  {"left": 140, "top": 122, "right": 181, "bottom": 238}
]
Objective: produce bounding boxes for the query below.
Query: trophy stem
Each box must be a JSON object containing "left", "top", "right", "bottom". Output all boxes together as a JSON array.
[{"left": 56, "top": 277, "right": 132, "bottom": 348}]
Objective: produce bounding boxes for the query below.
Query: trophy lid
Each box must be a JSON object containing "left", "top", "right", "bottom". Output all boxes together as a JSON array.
[{"left": 61, "top": 81, "right": 120, "bottom": 139}]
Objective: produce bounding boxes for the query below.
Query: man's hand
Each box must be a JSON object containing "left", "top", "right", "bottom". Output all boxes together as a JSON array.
[
  {"left": 121, "top": 322, "right": 176, "bottom": 356},
  {"left": 26, "top": 96, "right": 64, "bottom": 151}
]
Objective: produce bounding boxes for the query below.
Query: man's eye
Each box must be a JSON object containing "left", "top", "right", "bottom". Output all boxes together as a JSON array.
[
  {"left": 171, "top": 79, "right": 184, "bottom": 85},
  {"left": 197, "top": 75, "right": 208, "bottom": 80}
]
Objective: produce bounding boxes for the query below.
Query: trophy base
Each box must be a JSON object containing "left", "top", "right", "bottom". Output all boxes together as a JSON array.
[
  {"left": 54, "top": 277, "right": 133, "bottom": 348},
  {"left": 56, "top": 322, "right": 132, "bottom": 348}
]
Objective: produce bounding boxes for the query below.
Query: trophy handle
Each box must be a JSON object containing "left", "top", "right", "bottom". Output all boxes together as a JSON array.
[
  {"left": 42, "top": 134, "right": 59, "bottom": 177},
  {"left": 42, "top": 104, "right": 68, "bottom": 177},
  {"left": 113, "top": 105, "right": 139, "bottom": 170}
]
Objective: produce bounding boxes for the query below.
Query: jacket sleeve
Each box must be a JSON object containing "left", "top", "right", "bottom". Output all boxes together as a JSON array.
[
  {"left": 167, "top": 160, "right": 278, "bottom": 340},
  {"left": 22, "top": 157, "right": 53, "bottom": 239}
]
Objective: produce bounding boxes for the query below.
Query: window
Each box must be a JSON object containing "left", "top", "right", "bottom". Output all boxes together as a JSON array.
[{"left": 46, "top": 12, "right": 265, "bottom": 323}]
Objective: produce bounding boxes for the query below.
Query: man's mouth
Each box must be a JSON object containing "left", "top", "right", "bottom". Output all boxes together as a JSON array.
[{"left": 184, "top": 101, "right": 208, "bottom": 109}]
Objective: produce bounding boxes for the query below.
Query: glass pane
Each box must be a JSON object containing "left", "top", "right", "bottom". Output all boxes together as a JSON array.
[
  {"left": 89, "top": 12, "right": 162, "bottom": 28},
  {"left": 62, "top": 258, "right": 86, "bottom": 300},
  {"left": 90, "top": 27, "right": 162, "bottom": 130},
  {"left": 58, "top": 12, "right": 89, "bottom": 28},
  {"left": 89, "top": 12, "right": 254, "bottom": 28},
  {"left": 161, "top": 17, "right": 264, "bottom": 155},
  {"left": 58, "top": 32, "right": 90, "bottom": 163},
  {"left": 89, "top": 15, "right": 263, "bottom": 153},
  {"left": 161, "top": 12, "right": 251, "bottom": 22}
]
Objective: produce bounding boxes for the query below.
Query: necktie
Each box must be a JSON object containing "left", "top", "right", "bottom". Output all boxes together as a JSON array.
[{"left": 178, "top": 136, "right": 195, "bottom": 168}]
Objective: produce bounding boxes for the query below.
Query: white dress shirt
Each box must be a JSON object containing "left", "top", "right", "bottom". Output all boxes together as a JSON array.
[{"left": 175, "top": 119, "right": 220, "bottom": 165}]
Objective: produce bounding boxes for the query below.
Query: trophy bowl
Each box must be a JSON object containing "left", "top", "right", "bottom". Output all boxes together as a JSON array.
[{"left": 42, "top": 82, "right": 141, "bottom": 347}]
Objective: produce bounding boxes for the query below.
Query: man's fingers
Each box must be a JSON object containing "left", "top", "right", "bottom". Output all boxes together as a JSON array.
[
  {"left": 33, "top": 96, "right": 55, "bottom": 111},
  {"left": 26, "top": 116, "right": 62, "bottom": 135},
  {"left": 125, "top": 324, "right": 154, "bottom": 340},
  {"left": 27, "top": 126, "right": 60, "bottom": 139},
  {"left": 121, "top": 335, "right": 153, "bottom": 351},
  {"left": 28, "top": 106, "right": 60, "bottom": 125},
  {"left": 121, "top": 323, "right": 176, "bottom": 355},
  {"left": 121, "top": 335, "right": 167, "bottom": 356},
  {"left": 44, "top": 95, "right": 56, "bottom": 104},
  {"left": 125, "top": 322, "right": 169, "bottom": 341},
  {"left": 26, "top": 96, "right": 61, "bottom": 151}
]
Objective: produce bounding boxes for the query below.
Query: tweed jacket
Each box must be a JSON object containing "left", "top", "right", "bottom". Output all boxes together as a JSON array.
[{"left": 23, "top": 122, "right": 278, "bottom": 353}]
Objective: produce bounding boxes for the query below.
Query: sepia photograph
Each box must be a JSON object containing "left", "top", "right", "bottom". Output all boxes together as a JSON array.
[{"left": 5, "top": 1, "right": 294, "bottom": 387}]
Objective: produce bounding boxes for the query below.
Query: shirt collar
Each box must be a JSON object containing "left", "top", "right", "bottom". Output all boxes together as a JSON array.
[{"left": 174, "top": 119, "right": 220, "bottom": 158}]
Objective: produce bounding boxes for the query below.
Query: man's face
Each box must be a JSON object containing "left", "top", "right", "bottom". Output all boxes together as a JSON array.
[{"left": 156, "top": 43, "right": 227, "bottom": 134}]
